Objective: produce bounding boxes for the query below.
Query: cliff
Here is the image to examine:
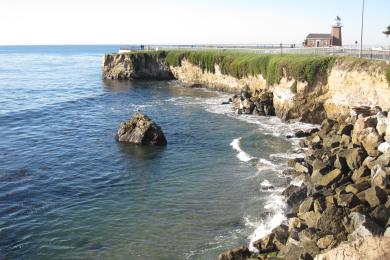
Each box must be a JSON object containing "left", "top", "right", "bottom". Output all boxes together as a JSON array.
[{"left": 102, "top": 51, "right": 390, "bottom": 124}]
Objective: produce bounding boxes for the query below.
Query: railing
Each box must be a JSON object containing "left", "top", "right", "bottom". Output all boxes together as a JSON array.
[{"left": 118, "top": 45, "right": 390, "bottom": 62}]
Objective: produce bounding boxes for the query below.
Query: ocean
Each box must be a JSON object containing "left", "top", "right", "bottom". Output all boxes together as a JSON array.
[{"left": 0, "top": 45, "right": 310, "bottom": 259}]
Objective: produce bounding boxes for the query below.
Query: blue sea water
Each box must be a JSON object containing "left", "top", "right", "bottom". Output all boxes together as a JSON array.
[{"left": 0, "top": 45, "right": 307, "bottom": 259}]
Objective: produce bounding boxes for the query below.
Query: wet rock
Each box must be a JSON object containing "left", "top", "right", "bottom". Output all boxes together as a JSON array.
[
  {"left": 115, "top": 112, "right": 167, "bottom": 146},
  {"left": 219, "top": 246, "right": 251, "bottom": 260},
  {"left": 284, "top": 186, "right": 308, "bottom": 212}
]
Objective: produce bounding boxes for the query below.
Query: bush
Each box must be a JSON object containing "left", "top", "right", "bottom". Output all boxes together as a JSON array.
[
  {"left": 290, "top": 80, "right": 297, "bottom": 94},
  {"left": 387, "top": 65, "right": 390, "bottom": 87}
]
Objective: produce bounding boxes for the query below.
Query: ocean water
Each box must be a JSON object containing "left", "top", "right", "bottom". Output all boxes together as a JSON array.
[{"left": 0, "top": 46, "right": 310, "bottom": 259}]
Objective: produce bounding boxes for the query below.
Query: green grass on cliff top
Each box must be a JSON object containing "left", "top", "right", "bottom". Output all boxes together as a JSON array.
[
  {"left": 163, "top": 50, "right": 336, "bottom": 86},
  {"left": 117, "top": 50, "right": 390, "bottom": 87}
]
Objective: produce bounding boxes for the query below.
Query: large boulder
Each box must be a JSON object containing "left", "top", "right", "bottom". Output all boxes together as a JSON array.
[{"left": 115, "top": 112, "right": 167, "bottom": 146}]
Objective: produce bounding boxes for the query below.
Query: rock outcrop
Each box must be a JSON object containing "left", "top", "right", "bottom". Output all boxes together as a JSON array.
[
  {"left": 102, "top": 53, "right": 173, "bottom": 80},
  {"left": 115, "top": 112, "right": 167, "bottom": 146}
]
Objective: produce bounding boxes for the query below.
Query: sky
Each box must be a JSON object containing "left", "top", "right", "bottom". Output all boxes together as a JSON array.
[{"left": 0, "top": 0, "right": 389, "bottom": 46}]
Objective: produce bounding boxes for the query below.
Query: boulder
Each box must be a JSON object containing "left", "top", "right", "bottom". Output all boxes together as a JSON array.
[
  {"left": 342, "top": 148, "right": 367, "bottom": 171},
  {"left": 337, "top": 124, "right": 354, "bottom": 136},
  {"left": 298, "top": 211, "right": 321, "bottom": 228},
  {"left": 316, "top": 235, "right": 334, "bottom": 249},
  {"left": 285, "top": 186, "right": 308, "bottom": 212},
  {"left": 351, "top": 166, "right": 371, "bottom": 183},
  {"left": 115, "top": 112, "right": 167, "bottom": 146},
  {"left": 336, "top": 193, "right": 360, "bottom": 208},
  {"left": 378, "top": 142, "right": 390, "bottom": 153},
  {"left": 370, "top": 205, "right": 390, "bottom": 227},
  {"left": 348, "top": 212, "right": 384, "bottom": 239},
  {"left": 219, "top": 246, "right": 251, "bottom": 260},
  {"left": 345, "top": 181, "right": 370, "bottom": 194},
  {"left": 316, "top": 206, "right": 349, "bottom": 242},
  {"left": 299, "top": 197, "right": 314, "bottom": 214},
  {"left": 359, "top": 128, "right": 383, "bottom": 157},
  {"left": 364, "top": 186, "right": 387, "bottom": 208},
  {"left": 371, "top": 165, "right": 390, "bottom": 189},
  {"left": 352, "top": 116, "right": 378, "bottom": 144},
  {"left": 318, "top": 169, "right": 342, "bottom": 188}
]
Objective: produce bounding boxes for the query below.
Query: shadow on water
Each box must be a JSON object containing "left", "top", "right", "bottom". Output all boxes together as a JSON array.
[
  {"left": 102, "top": 80, "right": 135, "bottom": 92},
  {"left": 117, "top": 142, "right": 166, "bottom": 161}
]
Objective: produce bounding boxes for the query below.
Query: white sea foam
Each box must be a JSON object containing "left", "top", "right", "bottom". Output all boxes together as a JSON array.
[
  {"left": 247, "top": 193, "right": 288, "bottom": 253},
  {"left": 260, "top": 179, "right": 273, "bottom": 188},
  {"left": 230, "top": 138, "right": 255, "bottom": 162}
]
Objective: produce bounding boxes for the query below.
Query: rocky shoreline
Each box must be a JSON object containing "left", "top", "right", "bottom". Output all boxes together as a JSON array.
[{"left": 220, "top": 93, "right": 390, "bottom": 260}]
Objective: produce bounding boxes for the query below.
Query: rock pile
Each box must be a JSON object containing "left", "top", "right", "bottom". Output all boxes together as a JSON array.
[
  {"left": 228, "top": 90, "right": 275, "bottom": 116},
  {"left": 219, "top": 108, "right": 390, "bottom": 260},
  {"left": 115, "top": 112, "right": 167, "bottom": 146}
]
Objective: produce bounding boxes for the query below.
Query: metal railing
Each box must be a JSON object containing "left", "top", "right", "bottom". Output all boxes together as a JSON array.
[{"left": 119, "top": 45, "right": 390, "bottom": 62}]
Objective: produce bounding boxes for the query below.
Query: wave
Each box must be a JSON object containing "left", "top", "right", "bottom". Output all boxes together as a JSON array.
[
  {"left": 247, "top": 193, "right": 288, "bottom": 253},
  {"left": 230, "top": 138, "right": 256, "bottom": 162}
]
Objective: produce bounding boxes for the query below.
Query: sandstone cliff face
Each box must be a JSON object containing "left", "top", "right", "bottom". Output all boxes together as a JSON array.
[
  {"left": 102, "top": 53, "right": 173, "bottom": 80},
  {"left": 170, "top": 59, "right": 389, "bottom": 124},
  {"left": 102, "top": 53, "right": 390, "bottom": 124}
]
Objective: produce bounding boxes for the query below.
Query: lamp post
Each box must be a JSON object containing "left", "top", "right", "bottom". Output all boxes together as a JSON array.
[{"left": 359, "top": 0, "right": 365, "bottom": 58}]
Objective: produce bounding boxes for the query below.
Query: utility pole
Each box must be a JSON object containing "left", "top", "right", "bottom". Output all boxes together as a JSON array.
[{"left": 359, "top": 0, "right": 365, "bottom": 58}]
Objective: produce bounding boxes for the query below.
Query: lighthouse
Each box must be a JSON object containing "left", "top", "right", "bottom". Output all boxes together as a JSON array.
[{"left": 331, "top": 16, "right": 343, "bottom": 46}]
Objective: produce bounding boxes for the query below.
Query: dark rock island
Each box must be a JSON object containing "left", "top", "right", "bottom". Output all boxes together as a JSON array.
[{"left": 115, "top": 112, "right": 167, "bottom": 146}]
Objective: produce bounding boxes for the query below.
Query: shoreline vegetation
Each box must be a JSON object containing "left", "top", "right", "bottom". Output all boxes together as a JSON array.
[{"left": 102, "top": 50, "right": 390, "bottom": 259}]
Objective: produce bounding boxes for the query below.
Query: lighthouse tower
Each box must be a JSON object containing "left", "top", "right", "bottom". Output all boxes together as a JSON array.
[{"left": 331, "top": 16, "right": 343, "bottom": 46}]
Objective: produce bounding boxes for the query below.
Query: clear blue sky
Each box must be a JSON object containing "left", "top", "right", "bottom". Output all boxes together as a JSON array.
[{"left": 1, "top": 0, "right": 389, "bottom": 46}]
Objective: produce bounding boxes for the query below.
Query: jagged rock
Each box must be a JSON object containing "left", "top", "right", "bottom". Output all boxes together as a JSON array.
[
  {"left": 341, "top": 148, "right": 366, "bottom": 171},
  {"left": 219, "top": 246, "right": 251, "bottom": 260},
  {"left": 370, "top": 205, "right": 390, "bottom": 227},
  {"left": 272, "top": 224, "right": 290, "bottom": 250},
  {"left": 321, "top": 119, "right": 335, "bottom": 133},
  {"left": 316, "top": 235, "right": 334, "bottom": 249},
  {"left": 298, "top": 211, "right": 321, "bottom": 228},
  {"left": 359, "top": 128, "right": 383, "bottom": 157},
  {"left": 351, "top": 166, "right": 371, "bottom": 183},
  {"left": 371, "top": 165, "right": 390, "bottom": 189},
  {"left": 348, "top": 212, "right": 384, "bottom": 239},
  {"left": 352, "top": 116, "right": 378, "bottom": 144},
  {"left": 364, "top": 186, "right": 387, "bottom": 208},
  {"left": 115, "top": 112, "right": 167, "bottom": 146},
  {"left": 337, "top": 124, "right": 354, "bottom": 136},
  {"left": 284, "top": 186, "right": 308, "bottom": 212},
  {"left": 345, "top": 181, "right": 370, "bottom": 194},
  {"left": 313, "top": 198, "right": 326, "bottom": 213},
  {"left": 318, "top": 169, "right": 342, "bottom": 187},
  {"left": 299, "top": 197, "right": 314, "bottom": 214},
  {"left": 340, "top": 134, "right": 352, "bottom": 147},
  {"left": 316, "top": 206, "right": 349, "bottom": 242},
  {"left": 336, "top": 193, "right": 360, "bottom": 208}
]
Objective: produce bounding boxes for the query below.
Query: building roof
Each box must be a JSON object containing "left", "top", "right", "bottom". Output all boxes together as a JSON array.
[{"left": 306, "top": 33, "right": 332, "bottom": 39}]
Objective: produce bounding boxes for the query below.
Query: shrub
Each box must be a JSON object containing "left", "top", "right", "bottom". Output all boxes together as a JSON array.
[
  {"left": 387, "top": 64, "right": 390, "bottom": 87},
  {"left": 290, "top": 80, "right": 297, "bottom": 94}
]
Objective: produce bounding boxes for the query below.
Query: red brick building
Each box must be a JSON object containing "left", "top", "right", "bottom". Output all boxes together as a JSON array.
[{"left": 304, "top": 17, "right": 342, "bottom": 47}]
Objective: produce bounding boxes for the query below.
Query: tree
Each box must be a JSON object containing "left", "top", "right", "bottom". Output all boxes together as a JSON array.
[{"left": 384, "top": 25, "right": 390, "bottom": 37}]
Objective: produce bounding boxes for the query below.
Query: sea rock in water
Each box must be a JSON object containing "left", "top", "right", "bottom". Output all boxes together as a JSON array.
[{"left": 115, "top": 112, "right": 167, "bottom": 146}]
